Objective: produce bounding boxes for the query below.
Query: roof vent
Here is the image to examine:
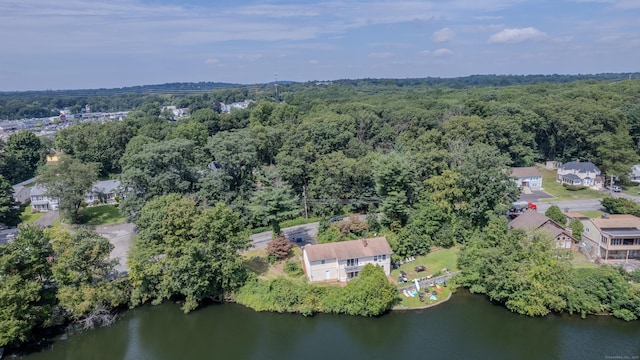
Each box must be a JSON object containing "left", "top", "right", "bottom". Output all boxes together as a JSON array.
[
  {"left": 361, "top": 238, "right": 368, "bottom": 247},
  {"left": 602, "top": 213, "right": 610, "bottom": 219}
]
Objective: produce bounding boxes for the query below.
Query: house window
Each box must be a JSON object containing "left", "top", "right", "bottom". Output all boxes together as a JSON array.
[
  {"left": 611, "top": 238, "right": 623, "bottom": 246},
  {"left": 347, "top": 258, "right": 358, "bottom": 267},
  {"left": 374, "top": 255, "right": 378, "bottom": 261},
  {"left": 321, "top": 260, "right": 325, "bottom": 265},
  {"left": 382, "top": 254, "right": 386, "bottom": 260},
  {"left": 585, "top": 227, "right": 590, "bottom": 233},
  {"left": 601, "top": 236, "right": 608, "bottom": 244}
]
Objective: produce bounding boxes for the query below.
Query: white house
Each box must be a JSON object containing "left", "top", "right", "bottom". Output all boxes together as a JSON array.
[
  {"left": 30, "top": 185, "right": 59, "bottom": 212},
  {"left": 85, "top": 180, "right": 121, "bottom": 205},
  {"left": 511, "top": 166, "right": 543, "bottom": 190},
  {"left": 629, "top": 165, "right": 640, "bottom": 183},
  {"left": 556, "top": 161, "right": 603, "bottom": 189},
  {"left": 302, "top": 237, "right": 392, "bottom": 282},
  {"left": 581, "top": 214, "right": 640, "bottom": 261}
]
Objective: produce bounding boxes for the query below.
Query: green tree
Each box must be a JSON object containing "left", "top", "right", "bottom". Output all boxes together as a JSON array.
[
  {"left": 601, "top": 197, "right": 640, "bottom": 216},
  {"left": 545, "top": 205, "right": 567, "bottom": 226},
  {"left": 249, "top": 168, "right": 300, "bottom": 234},
  {"left": 568, "top": 219, "right": 584, "bottom": 241},
  {"left": 456, "top": 144, "right": 519, "bottom": 227},
  {"left": 0, "top": 175, "right": 21, "bottom": 226},
  {"left": 119, "top": 139, "right": 202, "bottom": 220},
  {"left": 342, "top": 264, "right": 397, "bottom": 316},
  {"left": 5, "top": 131, "right": 46, "bottom": 182},
  {"left": 49, "top": 227, "right": 128, "bottom": 329},
  {"left": 168, "top": 121, "right": 209, "bottom": 148},
  {"left": 38, "top": 155, "right": 99, "bottom": 223},
  {"left": 596, "top": 126, "right": 638, "bottom": 180},
  {"left": 129, "top": 195, "right": 249, "bottom": 312},
  {"left": 0, "top": 226, "right": 55, "bottom": 347}
]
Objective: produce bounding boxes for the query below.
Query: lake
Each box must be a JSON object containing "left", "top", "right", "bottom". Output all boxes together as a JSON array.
[{"left": 22, "top": 290, "right": 640, "bottom": 360}]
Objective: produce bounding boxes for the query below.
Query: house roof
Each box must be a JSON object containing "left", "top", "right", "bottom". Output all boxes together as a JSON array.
[
  {"left": 30, "top": 185, "right": 47, "bottom": 196},
  {"left": 509, "top": 210, "right": 552, "bottom": 229},
  {"left": 561, "top": 173, "right": 581, "bottom": 181},
  {"left": 511, "top": 166, "right": 542, "bottom": 178},
  {"left": 560, "top": 161, "right": 600, "bottom": 174},
  {"left": 509, "top": 210, "right": 577, "bottom": 243},
  {"left": 590, "top": 214, "right": 640, "bottom": 231},
  {"left": 304, "top": 237, "right": 392, "bottom": 262},
  {"left": 632, "top": 165, "right": 640, "bottom": 177},
  {"left": 92, "top": 180, "right": 120, "bottom": 194}
]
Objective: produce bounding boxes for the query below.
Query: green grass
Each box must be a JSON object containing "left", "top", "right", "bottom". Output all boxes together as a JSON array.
[
  {"left": 579, "top": 210, "right": 603, "bottom": 218},
  {"left": 539, "top": 167, "right": 604, "bottom": 201},
  {"left": 20, "top": 207, "right": 44, "bottom": 224},
  {"left": 395, "top": 284, "right": 452, "bottom": 308},
  {"left": 78, "top": 205, "right": 125, "bottom": 226},
  {"left": 390, "top": 247, "right": 460, "bottom": 282},
  {"left": 572, "top": 261, "right": 599, "bottom": 269},
  {"left": 621, "top": 183, "right": 640, "bottom": 197}
]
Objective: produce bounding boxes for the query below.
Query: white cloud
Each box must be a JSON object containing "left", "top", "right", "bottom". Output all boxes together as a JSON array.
[
  {"left": 433, "top": 48, "right": 454, "bottom": 56},
  {"left": 204, "top": 58, "right": 220, "bottom": 65},
  {"left": 368, "top": 52, "right": 394, "bottom": 58},
  {"left": 488, "top": 27, "right": 548, "bottom": 44},
  {"left": 571, "top": 0, "right": 640, "bottom": 9},
  {"left": 419, "top": 50, "right": 430, "bottom": 56},
  {"left": 309, "top": 59, "right": 320, "bottom": 64},
  {"left": 237, "top": 54, "right": 264, "bottom": 62},
  {"left": 432, "top": 27, "right": 455, "bottom": 42}
]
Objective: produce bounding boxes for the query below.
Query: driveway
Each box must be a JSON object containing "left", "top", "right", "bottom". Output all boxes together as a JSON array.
[
  {"left": 95, "top": 223, "right": 136, "bottom": 272},
  {"left": 34, "top": 210, "right": 59, "bottom": 227}
]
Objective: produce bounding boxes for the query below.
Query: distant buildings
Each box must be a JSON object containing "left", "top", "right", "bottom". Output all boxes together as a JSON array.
[
  {"left": 29, "top": 180, "right": 121, "bottom": 212},
  {"left": 220, "top": 100, "right": 254, "bottom": 113}
]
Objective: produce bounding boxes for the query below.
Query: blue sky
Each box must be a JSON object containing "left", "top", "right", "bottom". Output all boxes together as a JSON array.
[{"left": 1, "top": 0, "right": 638, "bottom": 91}]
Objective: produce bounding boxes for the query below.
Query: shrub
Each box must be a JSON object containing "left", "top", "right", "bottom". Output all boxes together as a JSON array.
[
  {"left": 267, "top": 236, "right": 292, "bottom": 260},
  {"left": 284, "top": 260, "right": 304, "bottom": 277},
  {"left": 562, "top": 184, "right": 587, "bottom": 191}
]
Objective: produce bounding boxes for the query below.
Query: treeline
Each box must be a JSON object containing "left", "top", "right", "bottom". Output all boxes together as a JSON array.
[
  {"left": 457, "top": 217, "right": 640, "bottom": 320},
  {"left": 0, "top": 226, "right": 129, "bottom": 349}
]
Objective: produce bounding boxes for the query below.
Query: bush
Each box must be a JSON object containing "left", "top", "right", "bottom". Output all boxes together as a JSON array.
[
  {"left": 267, "top": 236, "right": 292, "bottom": 260},
  {"left": 284, "top": 260, "right": 304, "bottom": 277},
  {"left": 563, "top": 184, "right": 587, "bottom": 191}
]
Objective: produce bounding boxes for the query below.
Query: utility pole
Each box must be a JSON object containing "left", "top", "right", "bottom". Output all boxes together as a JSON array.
[
  {"left": 610, "top": 174, "right": 614, "bottom": 196},
  {"left": 302, "top": 185, "right": 308, "bottom": 219}
]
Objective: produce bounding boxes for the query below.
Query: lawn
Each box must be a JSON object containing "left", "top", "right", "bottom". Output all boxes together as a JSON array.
[
  {"left": 621, "top": 183, "right": 640, "bottom": 197},
  {"left": 242, "top": 246, "right": 303, "bottom": 280},
  {"left": 20, "top": 207, "right": 44, "bottom": 224},
  {"left": 572, "top": 261, "right": 599, "bottom": 269},
  {"left": 395, "top": 284, "right": 453, "bottom": 308},
  {"left": 539, "top": 167, "right": 603, "bottom": 201},
  {"left": 390, "top": 247, "right": 460, "bottom": 283},
  {"left": 579, "top": 210, "right": 603, "bottom": 218},
  {"left": 78, "top": 205, "right": 125, "bottom": 226}
]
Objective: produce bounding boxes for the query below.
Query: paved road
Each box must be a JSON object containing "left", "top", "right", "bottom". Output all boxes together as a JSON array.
[
  {"left": 34, "top": 210, "right": 59, "bottom": 227},
  {"left": 536, "top": 199, "right": 604, "bottom": 213},
  {"left": 95, "top": 223, "right": 136, "bottom": 273}
]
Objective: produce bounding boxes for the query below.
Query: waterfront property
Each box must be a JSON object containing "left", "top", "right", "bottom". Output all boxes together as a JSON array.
[
  {"left": 302, "top": 237, "right": 392, "bottom": 282},
  {"left": 511, "top": 166, "right": 543, "bottom": 190},
  {"left": 556, "top": 161, "right": 603, "bottom": 189},
  {"left": 581, "top": 214, "right": 640, "bottom": 261},
  {"left": 509, "top": 210, "right": 578, "bottom": 250}
]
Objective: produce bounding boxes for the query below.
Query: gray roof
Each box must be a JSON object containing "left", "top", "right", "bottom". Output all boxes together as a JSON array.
[
  {"left": 560, "top": 161, "right": 600, "bottom": 174},
  {"left": 30, "top": 184, "right": 48, "bottom": 196},
  {"left": 562, "top": 173, "right": 581, "bottom": 181},
  {"left": 92, "top": 180, "right": 120, "bottom": 194}
]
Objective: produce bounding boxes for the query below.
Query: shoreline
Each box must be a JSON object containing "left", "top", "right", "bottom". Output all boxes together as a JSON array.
[{"left": 391, "top": 291, "right": 453, "bottom": 311}]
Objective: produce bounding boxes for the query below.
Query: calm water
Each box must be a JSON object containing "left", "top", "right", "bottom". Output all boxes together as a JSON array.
[{"left": 22, "top": 290, "right": 640, "bottom": 360}]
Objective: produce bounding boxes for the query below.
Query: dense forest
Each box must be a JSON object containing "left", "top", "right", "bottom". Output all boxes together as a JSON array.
[{"left": 2, "top": 75, "right": 640, "bottom": 350}]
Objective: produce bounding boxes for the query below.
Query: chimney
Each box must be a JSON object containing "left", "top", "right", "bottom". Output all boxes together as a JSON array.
[
  {"left": 361, "top": 238, "right": 368, "bottom": 247},
  {"left": 602, "top": 213, "right": 609, "bottom": 219}
]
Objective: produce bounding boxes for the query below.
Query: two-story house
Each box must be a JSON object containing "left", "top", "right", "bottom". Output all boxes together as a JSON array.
[
  {"left": 509, "top": 210, "right": 578, "bottom": 250},
  {"left": 581, "top": 214, "right": 640, "bottom": 261},
  {"left": 511, "top": 166, "right": 543, "bottom": 190},
  {"left": 30, "top": 185, "right": 59, "bottom": 212},
  {"left": 302, "top": 237, "right": 392, "bottom": 282},
  {"left": 85, "top": 180, "right": 121, "bottom": 205},
  {"left": 556, "top": 161, "right": 603, "bottom": 189}
]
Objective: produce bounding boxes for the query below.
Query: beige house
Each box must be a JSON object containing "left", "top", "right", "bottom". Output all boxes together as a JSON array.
[
  {"left": 582, "top": 214, "right": 640, "bottom": 261},
  {"left": 509, "top": 210, "right": 577, "bottom": 250},
  {"left": 302, "top": 237, "right": 392, "bottom": 282},
  {"left": 556, "top": 161, "right": 603, "bottom": 189}
]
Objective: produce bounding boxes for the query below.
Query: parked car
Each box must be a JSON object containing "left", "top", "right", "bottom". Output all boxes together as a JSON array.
[
  {"left": 608, "top": 185, "right": 622, "bottom": 192},
  {"left": 414, "top": 265, "right": 426, "bottom": 272},
  {"left": 328, "top": 216, "right": 343, "bottom": 223},
  {"left": 399, "top": 270, "right": 408, "bottom": 282}
]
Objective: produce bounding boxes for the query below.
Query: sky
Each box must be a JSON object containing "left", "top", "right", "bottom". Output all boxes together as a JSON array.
[{"left": 0, "top": 0, "right": 639, "bottom": 91}]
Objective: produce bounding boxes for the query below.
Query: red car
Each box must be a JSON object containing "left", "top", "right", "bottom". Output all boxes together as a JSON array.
[{"left": 414, "top": 266, "right": 426, "bottom": 272}]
